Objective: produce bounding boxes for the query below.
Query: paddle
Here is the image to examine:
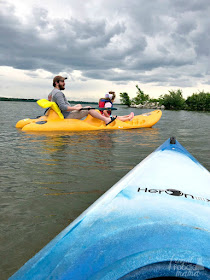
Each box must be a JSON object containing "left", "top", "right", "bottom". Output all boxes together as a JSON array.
[{"left": 80, "top": 107, "right": 117, "bottom": 111}]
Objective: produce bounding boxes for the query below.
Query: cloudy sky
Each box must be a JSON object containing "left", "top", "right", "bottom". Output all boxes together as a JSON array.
[{"left": 1, "top": 0, "right": 210, "bottom": 101}]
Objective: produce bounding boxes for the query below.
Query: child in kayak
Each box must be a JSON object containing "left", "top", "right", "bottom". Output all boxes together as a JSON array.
[
  {"left": 98, "top": 93, "right": 113, "bottom": 115},
  {"left": 99, "top": 92, "right": 134, "bottom": 121}
]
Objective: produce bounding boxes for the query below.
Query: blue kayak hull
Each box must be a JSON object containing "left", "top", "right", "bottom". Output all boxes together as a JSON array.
[{"left": 10, "top": 138, "right": 210, "bottom": 279}]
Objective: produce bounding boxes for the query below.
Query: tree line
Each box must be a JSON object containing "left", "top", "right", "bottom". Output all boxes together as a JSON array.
[
  {"left": 120, "top": 85, "right": 210, "bottom": 111},
  {"left": 0, "top": 97, "right": 37, "bottom": 102}
]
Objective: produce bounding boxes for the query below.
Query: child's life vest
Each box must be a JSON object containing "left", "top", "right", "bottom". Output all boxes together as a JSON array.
[{"left": 98, "top": 99, "right": 113, "bottom": 115}]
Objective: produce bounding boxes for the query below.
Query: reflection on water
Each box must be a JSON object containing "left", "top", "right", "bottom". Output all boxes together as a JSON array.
[
  {"left": 0, "top": 101, "right": 210, "bottom": 279},
  {"left": 43, "top": 187, "right": 104, "bottom": 196},
  {"left": 20, "top": 128, "right": 160, "bottom": 175}
]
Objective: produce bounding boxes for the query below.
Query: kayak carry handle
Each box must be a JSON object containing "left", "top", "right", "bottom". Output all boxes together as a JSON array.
[{"left": 170, "top": 136, "right": 176, "bottom": 144}]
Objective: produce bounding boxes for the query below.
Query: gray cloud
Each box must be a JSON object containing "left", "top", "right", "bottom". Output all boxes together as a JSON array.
[{"left": 1, "top": 0, "right": 210, "bottom": 87}]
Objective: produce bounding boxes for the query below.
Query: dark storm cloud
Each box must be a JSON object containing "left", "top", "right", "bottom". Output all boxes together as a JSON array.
[
  {"left": 1, "top": 0, "right": 210, "bottom": 87},
  {"left": 0, "top": 2, "right": 126, "bottom": 71}
]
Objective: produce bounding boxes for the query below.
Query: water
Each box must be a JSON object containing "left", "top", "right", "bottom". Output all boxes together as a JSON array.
[{"left": 0, "top": 101, "right": 209, "bottom": 279}]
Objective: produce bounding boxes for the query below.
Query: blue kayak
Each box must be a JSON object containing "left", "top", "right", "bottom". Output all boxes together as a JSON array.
[{"left": 10, "top": 137, "right": 210, "bottom": 280}]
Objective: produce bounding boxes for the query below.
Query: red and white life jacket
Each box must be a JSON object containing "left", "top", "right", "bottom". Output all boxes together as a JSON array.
[{"left": 98, "top": 99, "right": 113, "bottom": 115}]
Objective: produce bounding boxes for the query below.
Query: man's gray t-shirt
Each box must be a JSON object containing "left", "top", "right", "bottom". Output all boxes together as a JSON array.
[{"left": 48, "top": 88, "right": 71, "bottom": 118}]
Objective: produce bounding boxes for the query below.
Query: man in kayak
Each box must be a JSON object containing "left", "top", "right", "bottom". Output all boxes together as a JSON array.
[{"left": 48, "top": 76, "right": 117, "bottom": 125}]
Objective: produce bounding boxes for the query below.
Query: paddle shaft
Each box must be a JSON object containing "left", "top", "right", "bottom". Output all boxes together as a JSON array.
[{"left": 80, "top": 107, "right": 117, "bottom": 111}]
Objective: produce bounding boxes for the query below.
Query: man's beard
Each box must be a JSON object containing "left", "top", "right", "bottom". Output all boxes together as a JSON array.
[{"left": 59, "top": 84, "right": 65, "bottom": 90}]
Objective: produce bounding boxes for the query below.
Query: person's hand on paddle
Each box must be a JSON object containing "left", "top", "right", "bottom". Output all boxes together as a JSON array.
[{"left": 73, "top": 104, "right": 83, "bottom": 110}]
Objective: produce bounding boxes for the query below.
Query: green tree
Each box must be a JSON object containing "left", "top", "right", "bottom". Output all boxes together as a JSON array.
[
  {"left": 132, "top": 85, "right": 149, "bottom": 105},
  {"left": 185, "top": 91, "right": 210, "bottom": 111},
  {"left": 120, "top": 92, "right": 131, "bottom": 106},
  {"left": 160, "top": 89, "right": 185, "bottom": 110}
]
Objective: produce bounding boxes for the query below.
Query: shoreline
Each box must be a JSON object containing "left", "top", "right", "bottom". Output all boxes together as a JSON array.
[
  {"left": 130, "top": 102, "right": 165, "bottom": 110},
  {"left": 0, "top": 97, "right": 98, "bottom": 104}
]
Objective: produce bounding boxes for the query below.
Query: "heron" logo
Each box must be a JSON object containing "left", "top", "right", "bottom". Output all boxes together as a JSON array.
[{"left": 137, "top": 188, "right": 209, "bottom": 202}]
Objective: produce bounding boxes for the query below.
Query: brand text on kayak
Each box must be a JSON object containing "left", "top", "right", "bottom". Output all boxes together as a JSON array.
[{"left": 137, "top": 188, "right": 210, "bottom": 202}]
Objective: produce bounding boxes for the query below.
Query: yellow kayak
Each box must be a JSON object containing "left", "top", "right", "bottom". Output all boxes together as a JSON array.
[
  {"left": 16, "top": 99, "right": 162, "bottom": 132},
  {"left": 16, "top": 109, "right": 162, "bottom": 132}
]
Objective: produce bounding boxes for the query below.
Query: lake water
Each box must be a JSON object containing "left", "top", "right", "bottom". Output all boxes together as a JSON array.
[{"left": 0, "top": 101, "right": 210, "bottom": 279}]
